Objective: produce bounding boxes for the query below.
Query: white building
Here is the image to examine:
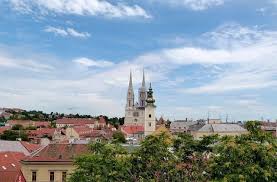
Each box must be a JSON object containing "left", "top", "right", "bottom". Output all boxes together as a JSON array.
[{"left": 124, "top": 70, "right": 156, "bottom": 136}]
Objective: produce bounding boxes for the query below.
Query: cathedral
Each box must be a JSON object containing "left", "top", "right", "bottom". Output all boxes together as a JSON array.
[{"left": 124, "top": 70, "right": 156, "bottom": 136}]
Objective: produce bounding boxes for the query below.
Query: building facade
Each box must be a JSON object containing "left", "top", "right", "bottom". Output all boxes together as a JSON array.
[
  {"left": 124, "top": 71, "right": 156, "bottom": 136},
  {"left": 21, "top": 144, "right": 88, "bottom": 182},
  {"left": 124, "top": 71, "right": 147, "bottom": 126}
]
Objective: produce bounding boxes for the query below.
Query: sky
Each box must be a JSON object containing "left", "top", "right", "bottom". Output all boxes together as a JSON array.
[{"left": 0, "top": 0, "right": 277, "bottom": 121}]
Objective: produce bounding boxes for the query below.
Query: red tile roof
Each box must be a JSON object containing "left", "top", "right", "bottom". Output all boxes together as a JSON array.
[
  {"left": 73, "top": 126, "right": 94, "bottom": 135},
  {"left": 56, "top": 118, "right": 97, "bottom": 125},
  {"left": 33, "top": 121, "right": 50, "bottom": 128},
  {"left": 27, "top": 128, "right": 56, "bottom": 137},
  {"left": 0, "top": 152, "right": 26, "bottom": 182},
  {"left": 71, "top": 126, "right": 112, "bottom": 139},
  {"left": 20, "top": 141, "right": 41, "bottom": 153},
  {"left": 0, "top": 126, "right": 11, "bottom": 134},
  {"left": 22, "top": 144, "right": 89, "bottom": 163},
  {"left": 7, "top": 120, "right": 50, "bottom": 128},
  {"left": 121, "top": 125, "right": 144, "bottom": 135}
]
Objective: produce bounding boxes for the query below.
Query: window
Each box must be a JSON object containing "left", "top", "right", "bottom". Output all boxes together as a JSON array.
[
  {"left": 32, "top": 171, "right": 36, "bottom": 182},
  {"left": 133, "top": 112, "right": 139, "bottom": 117},
  {"left": 62, "top": 172, "right": 67, "bottom": 182},
  {"left": 149, "top": 114, "right": 152, "bottom": 118},
  {"left": 148, "top": 122, "right": 151, "bottom": 127},
  {"left": 50, "top": 172, "right": 54, "bottom": 182}
]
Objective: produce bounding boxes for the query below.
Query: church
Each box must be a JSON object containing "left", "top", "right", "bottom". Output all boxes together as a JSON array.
[{"left": 124, "top": 70, "right": 156, "bottom": 136}]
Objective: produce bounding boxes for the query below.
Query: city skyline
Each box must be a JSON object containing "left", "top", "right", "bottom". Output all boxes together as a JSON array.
[{"left": 1, "top": 1, "right": 277, "bottom": 120}]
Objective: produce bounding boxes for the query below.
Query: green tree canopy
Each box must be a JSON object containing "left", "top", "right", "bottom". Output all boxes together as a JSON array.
[
  {"left": 112, "top": 131, "right": 126, "bottom": 144},
  {"left": 209, "top": 121, "right": 277, "bottom": 182},
  {"left": 0, "top": 130, "right": 29, "bottom": 141},
  {"left": 69, "top": 142, "right": 131, "bottom": 182},
  {"left": 11, "top": 124, "right": 24, "bottom": 130},
  {"left": 70, "top": 121, "right": 277, "bottom": 182}
]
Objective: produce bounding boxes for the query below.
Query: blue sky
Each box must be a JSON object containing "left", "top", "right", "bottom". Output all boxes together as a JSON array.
[{"left": 1, "top": 0, "right": 277, "bottom": 121}]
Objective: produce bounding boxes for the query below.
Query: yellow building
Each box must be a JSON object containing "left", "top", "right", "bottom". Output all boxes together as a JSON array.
[{"left": 21, "top": 143, "right": 88, "bottom": 182}]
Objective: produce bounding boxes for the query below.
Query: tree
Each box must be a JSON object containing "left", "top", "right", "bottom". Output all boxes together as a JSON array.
[
  {"left": 112, "top": 131, "right": 126, "bottom": 143},
  {"left": 208, "top": 121, "right": 277, "bottom": 182},
  {"left": 69, "top": 142, "right": 131, "bottom": 182},
  {"left": 130, "top": 132, "right": 180, "bottom": 181},
  {"left": 0, "top": 116, "right": 6, "bottom": 124},
  {"left": 25, "top": 126, "right": 37, "bottom": 130},
  {"left": 69, "top": 124, "right": 277, "bottom": 182},
  {"left": 0, "top": 130, "right": 29, "bottom": 141},
  {"left": 12, "top": 124, "right": 24, "bottom": 130},
  {"left": 172, "top": 133, "right": 218, "bottom": 181}
]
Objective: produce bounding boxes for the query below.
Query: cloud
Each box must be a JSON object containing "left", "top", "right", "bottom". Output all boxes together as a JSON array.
[
  {"left": 125, "top": 23, "right": 277, "bottom": 94},
  {"left": 0, "top": 53, "right": 54, "bottom": 72},
  {"left": 180, "top": 24, "right": 277, "bottom": 94},
  {"left": 73, "top": 57, "right": 114, "bottom": 68},
  {"left": 1, "top": 23, "right": 277, "bottom": 120},
  {"left": 150, "top": 0, "right": 225, "bottom": 11},
  {"left": 9, "top": 0, "right": 151, "bottom": 18},
  {"left": 44, "top": 26, "right": 90, "bottom": 38}
]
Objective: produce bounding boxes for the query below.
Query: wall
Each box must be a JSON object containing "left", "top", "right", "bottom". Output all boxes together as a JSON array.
[
  {"left": 191, "top": 131, "right": 248, "bottom": 139},
  {"left": 21, "top": 163, "right": 75, "bottom": 182},
  {"left": 144, "top": 106, "right": 156, "bottom": 136}
]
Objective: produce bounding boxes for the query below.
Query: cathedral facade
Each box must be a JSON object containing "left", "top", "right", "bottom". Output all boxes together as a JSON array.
[{"left": 124, "top": 70, "right": 156, "bottom": 135}]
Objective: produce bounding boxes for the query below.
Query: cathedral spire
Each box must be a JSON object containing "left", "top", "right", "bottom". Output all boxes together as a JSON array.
[
  {"left": 129, "top": 70, "right": 133, "bottom": 89},
  {"left": 126, "top": 70, "right": 134, "bottom": 108},
  {"left": 142, "top": 68, "right": 145, "bottom": 88}
]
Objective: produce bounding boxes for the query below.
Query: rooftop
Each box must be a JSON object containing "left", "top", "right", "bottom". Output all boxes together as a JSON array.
[
  {"left": 121, "top": 125, "right": 144, "bottom": 135},
  {"left": 0, "top": 152, "right": 26, "bottom": 182},
  {"left": 22, "top": 144, "right": 89, "bottom": 163},
  {"left": 0, "top": 140, "right": 36, "bottom": 155},
  {"left": 56, "top": 118, "right": 98, "bottom": 125},
  {"left": 198, "top": 123, "right": 247, "bottom": 133}
]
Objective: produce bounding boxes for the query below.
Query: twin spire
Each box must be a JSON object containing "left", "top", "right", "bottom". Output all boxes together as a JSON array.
[
  {"left": 128, "top": 69, "right": 146, "bottom": 90},
  {"left": 127, "top": 69, "right": 155, "bottom": 107}
]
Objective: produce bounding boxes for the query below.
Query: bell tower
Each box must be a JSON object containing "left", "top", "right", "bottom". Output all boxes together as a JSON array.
[{"left": 144, "top": 83, "right": 156, "bottom": 136}]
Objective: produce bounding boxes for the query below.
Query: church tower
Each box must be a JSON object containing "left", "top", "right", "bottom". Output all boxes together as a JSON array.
[
  {"left": 124, "top": 71, "right": 135, "bottom": 125},
  {"left": 126, "top": 71, "right": 134, "bottom": 109},
  {"left": 144, "top": 83, "right": 156, "bottom": 136},
  {"left": 138, "top": 69, "right": 147, "bottom": 108}
]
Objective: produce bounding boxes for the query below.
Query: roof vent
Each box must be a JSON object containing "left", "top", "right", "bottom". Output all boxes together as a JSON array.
[
  {"left": 2, "top": 166, "right": 6, "bottom": 170},
  {"left": 4, "top": 154, "right": 7, "bottom": 158},
  {"left": 11, "top": 163, "right": 16, "bottom": 167}
]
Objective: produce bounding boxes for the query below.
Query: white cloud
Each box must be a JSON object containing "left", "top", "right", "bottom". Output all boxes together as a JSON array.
[
  {"left": 126, "top": 23, "right": 277, "bottom": 94},
  {"left": 44, "top": 26, "right": 90, "bottom": 38},
  {"left": 10, "top": 0, "right": 151, "bottom": 18},
  {"left": 150, "top": 0, "right": 225, "bottom": 11},
  {"left": 67, "top": 28, "right": 90, "bottom": 38},
  {"left": 1, "top": 23, "right": 277, "bottom": 120},
  {"left": 73, "top": 57, "right": 114, "bottom": 68},
  {"left": 0, "top": 53, "right": 54, "bottom": 72},
  {"left": 180, "top": 24, "right": 277, "bottom": 94},
  {"left": 44, "top": 26, "right": 68, "bottom": 36}
]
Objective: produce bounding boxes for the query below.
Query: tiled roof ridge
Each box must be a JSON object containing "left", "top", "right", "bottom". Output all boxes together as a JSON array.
[{"left": 28, "top": 145, "right": 48, "bottom": 158}]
